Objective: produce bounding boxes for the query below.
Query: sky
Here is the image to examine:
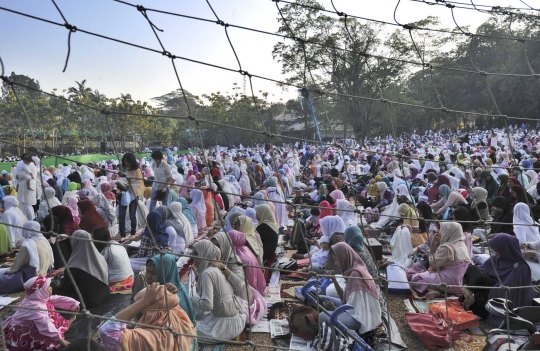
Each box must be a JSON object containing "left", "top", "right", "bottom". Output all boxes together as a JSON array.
[{"left": 0, "top": 0, "right": 533, "bottom": 106}]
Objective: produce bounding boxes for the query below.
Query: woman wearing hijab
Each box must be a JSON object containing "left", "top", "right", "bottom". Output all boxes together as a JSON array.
[
  {"left": 235, "top": 215, "right": 264, "bottom": 266},
  {"left": 498, "top": 173, "right": 510, "bottom": 198},
  {"left": 329, "top": 189, "right": 345, "bottom": 203},
  {"left": 81, "top": 179, "right": 97, "bottom": 197},
  {"left": 335, "top": 199, "right": 357, "bottom": 227},
  {"left": 266, "top": 186, "right": 287, "bottom": 230},
  {"left": 53, "top": 230, "right": 110, "bottom": 308},
  {"left": 200, "top": 186, "right": 215, "bottom": 227},
  {"left": 254, "top": 164, "right": 265, "bottom": 187},
  {"left": 210, "top": 233, "right": 268, "bottom": 326},
  {"left": 426, "top": 174, "right": 451, "bottom": 204},
  {"left": 100, "top": 183, "right": 116, "bottom": 203},
  {"left": 430, "top": 184, "right": 467, "bottom": 215},
  {"left": 99, "top": 283, "right": 195, "bottom": 351},
  {"left": 344, "top": 226, "right": 378, "bottom": 281},
  {"left": 92, "top": 227, "right": 133, "bottom": 292},
  {"left": 227, "top": 230, "right": 266, "bottom": 294},
  {"left": 61, "top": 182, "right": 79, "bottom": 206},
  {"left": 462, "top": 234, "right": 532, "bottom": 326},
  {"left": 35, "top": 187, "right": 61, "bottom": 222},
  {"left": 374, "top": 182, "right": 393, "bottom": 209},
  {"left": 143, "top": 254, "right": 195, "bottom": 323},
  {"left": 391, "top": 211, "right": 415, "bottom": 268},
  {"left": 2, "top": 196, "right": 27, "bottom": 248},
  {"left": 179, "top": 175, "right": 196, "bottom": 198},
  {"left": 77, "top": 199, "right": 108, "bottom": 234},
  {"left": 4, "top": 275, "right": 80, "bottom": 351},
  {"left": 218, "top": 178, "right": 236, "bottom": 210},
  {"left": 480, "top": 170, "right": 498, "bottom": 201},
  {"left": 526, "top": 170, "right": 539, "bottom": 191},
  {"left": 470, "top": 187, "right": 489, "bottom": 221},
  {"left": 0, "top": 221, "right": 54, "bottom": 294},
  {"left": 513, "top": 202, "right": 540, "bottom": 243},
  {"left": 318, "top": 200, "right": 333, "bottom": 223},
  {"left": 154, "top": 206, "right": 186, "bottom": 254},
  {"left": 239, "top": 169, "right": 252, "bottom": 196},
  {"left": 255, "top": 204, "right": 279, "bottom": 261},
  {"left": 135, "top": 211, "right": 173, "bottom": 258},
  {"left": 189, "top": 189, "right": 207, "bottom": 233},
  {"left": 490, "top": 196, "right": 515, "bottom": 236},
  {"left": 320, "top": 242, "right": 382, "bottom": 333},
  {"left": 510, "top": 184, "right": 534, "bottom": 206},
  {"left": 7, "top": 221, "right": 53, "bottom": 276},
  {"left": 66, "top": 197, "right": 81, "bottom": 226},
  {"left": 191, "top": 240, "right": 245, "bottom": 342},
  {"left": 0, "top": 223, "right": 10, "bottom": 255},
  {"left": 257, "top": 189, "right": 278, "bottom": 221},
  {"left": 320, "top": 215, "right": 346, "bottom": 240},
  {"left": 397, "top": 202, "right": 419, "bottom": 227},
  {"left": 46, "top": 178, "right": 63, "bottom": 202},
  {"left": 174, "top": 197, "right": 198, "bottom": 237},
  {"left": 411, "top": 222, "right": 470, "bottom": 299},
  {"left": 169, "top": 202, "right": 194, "bottom": 245},
  {"left": 93, "top": 194, "right": 118, "bottom": 236}
]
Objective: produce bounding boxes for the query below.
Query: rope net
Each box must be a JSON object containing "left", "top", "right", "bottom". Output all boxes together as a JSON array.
[{"left": 1, "top": 1, "right": 540, "bottom": 350}]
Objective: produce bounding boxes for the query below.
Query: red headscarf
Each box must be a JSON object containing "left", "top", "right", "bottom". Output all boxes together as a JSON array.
[
  {"left": 77, "top": 200, "right": 107, "bottom": 233},
  {"left": 318, "top": 201, "right": 333, "bottom": 223}
]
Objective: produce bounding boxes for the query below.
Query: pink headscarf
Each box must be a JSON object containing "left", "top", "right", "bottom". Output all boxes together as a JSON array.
[
  {"left": 180, "top": 175, "right": 197, "bottom": 197},
  {"left": 67, "top": 197, "right": 81, "bottom": 225},
  {"left": 331, "top": 242, "right": 378, "bottom": 302},
  {"left": 9, "top": 276, "right": 78, "bottom": 340},
  {"left": 329, "top": 190, "right": 345, "bottom": 202},
  {"left": 100, "top": 183, "right": 116, "bottom": 202},
  {"left": 227, "top": 230, "right": 266, "bottom": 294}
]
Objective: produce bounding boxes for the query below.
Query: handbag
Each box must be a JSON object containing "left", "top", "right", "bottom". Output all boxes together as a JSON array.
[
  {"left": 120, "top": 190, "right": 132, "bottom": 206},
  {"left": 405, "top": 312, "right": 460, "bottom": 350},
  {"left": 153, "top": 189, "right": 167, "bottom": 201},
  {"left": 428, "top": 300, "right": 479, "bottom": 330}
]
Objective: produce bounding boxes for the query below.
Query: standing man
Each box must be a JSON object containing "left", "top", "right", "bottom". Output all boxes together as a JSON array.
[
  {"left": 16, "top": 154, "right": 38, "bottom": 221},
  {"left": 150, "top": 150, "right": 175, "bottom": 211}
]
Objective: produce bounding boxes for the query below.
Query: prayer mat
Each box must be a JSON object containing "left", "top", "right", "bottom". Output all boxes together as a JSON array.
[
  {"left": 198, "top": 344, "right": 225, "bottom": 351},
  {"left": 281, "top": 282, "right": 304, "bottom": 299}
]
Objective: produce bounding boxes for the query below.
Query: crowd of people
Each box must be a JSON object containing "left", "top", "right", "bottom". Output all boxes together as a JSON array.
[{"left": 0, "top": 125, "right": 540, "bottom": 349}]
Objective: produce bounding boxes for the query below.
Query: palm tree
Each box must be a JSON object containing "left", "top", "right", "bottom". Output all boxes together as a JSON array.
[{"left": 67, "top": 79, "right": 92, "bottom": 101}]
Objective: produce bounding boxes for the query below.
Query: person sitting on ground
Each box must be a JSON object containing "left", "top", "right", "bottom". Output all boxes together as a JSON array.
[
  {"left": 92, "top": 226, "right": 134, "bottom": 292},
  {"left": 53, "top": 230, "right": 110, "bottom": 309},
  {"left": 320, "top": 242, "right": 382, "bottom": 334},
  {"left": 98, "top": 282, "right": 195, "bottom": 351},
  {"left": 410, "top": 222, "right": 470, "bottom": 299},
  {"left": 462, "top": 233, "right": 533, "bottom": 326},
  {"left": 35, "top": 187, "right": 61, "bottom": 223},
  {"left": 344, "top": 226, "right": 379, "bottom": 281},
  {"left": 489, "top": 196, "right": 514, "bottom": 237},
  {"left": 210, "top": 232, "right": 267, "bottom": 325},
  {"left": 430, "top": 184, "right": 467, "bottom": 216},
  {"left": 3, "top": 275, "right": 80, "bottom": 351},
  {"left": 295, "top": 235, "right": 331, "bottom": 274},
  {"left": 191, "top": 240, "right": 246, "bottom": 343},
  {"left": 0, "top": 221, "right": 54, "bottom": 294}
]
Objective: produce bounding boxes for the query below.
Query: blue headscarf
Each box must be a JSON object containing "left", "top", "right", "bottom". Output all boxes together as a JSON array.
[
  {"left": 174, "top": 197, "right": 197, "bottom": 225},
  {"left": 381, "top": 177, "right": 391, "bottom": 189},
  {"left": 148, "top": 254, "right": 196, "bottom": 323},
  {"left": 252, "top": 192, "right": 266, "bottom": 207},
  {"left": 344, "top": 226, "right": 364, "bottom": 252},
  {"left": 438, "top": 184, "right": 452, "bottom": 203},
  {"left": 143, "top": 211, "right": 169, "bottom": 247},
  {"left": 61, "top": 178, "right": 70, "bottom": 193}
]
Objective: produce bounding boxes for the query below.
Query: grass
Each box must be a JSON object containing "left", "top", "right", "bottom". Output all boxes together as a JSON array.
[{"left": 0, "top": 150, "right": 192, "bottom": 173}]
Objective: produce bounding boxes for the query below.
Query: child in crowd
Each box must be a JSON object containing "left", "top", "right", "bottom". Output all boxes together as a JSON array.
[
  {"left": 15, "top": 159, "right": 34, "bottom": 191},
  {"left": 299, "top": 236, "right": 331, "bottom": 274}
]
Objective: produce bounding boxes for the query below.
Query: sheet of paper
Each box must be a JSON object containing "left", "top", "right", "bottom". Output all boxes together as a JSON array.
[
  {"left": 0, "top": 297, "right": 19, "bottom": 310},
  {"left": 128, "top": 241, "right": 141, "bottom": 248},
  {"left": 290, "top": 335, "right": 315, "bottom": 351},
  {"left": 270, "top": 319, "right": 290, "bottom": 338},
  {"left": 252, "top": 316, "right": 271, "bottom": 333},
  {"left": 264, "top": 284, "right": 282, "bottom": 305}
]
